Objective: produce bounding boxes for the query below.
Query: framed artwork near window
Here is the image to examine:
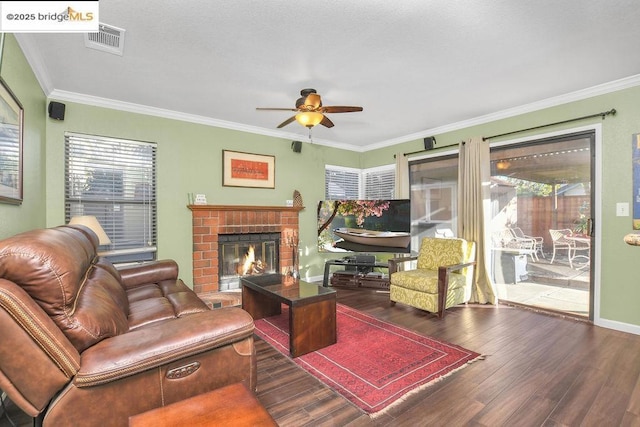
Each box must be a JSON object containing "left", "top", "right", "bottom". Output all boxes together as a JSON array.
[
  {"left": 0, "top": 77, "right": 24, "bottom": 205},
  {"left": 222, "top": 150, "right": 275, "bottom": 189}
]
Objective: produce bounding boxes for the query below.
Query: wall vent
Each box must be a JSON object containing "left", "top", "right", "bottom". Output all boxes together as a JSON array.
[{"left": 84, "top": 23, "right": 125, "bottom": 56}]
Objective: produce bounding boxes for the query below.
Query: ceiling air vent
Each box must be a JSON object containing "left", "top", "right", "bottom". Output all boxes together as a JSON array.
[{"left": 84, "top": 23, "right": 125, "bottom": 56}]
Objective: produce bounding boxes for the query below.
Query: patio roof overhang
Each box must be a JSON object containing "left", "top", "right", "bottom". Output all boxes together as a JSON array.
[{"left": 490, "top": 140, "right": 591, "bottom": 185}]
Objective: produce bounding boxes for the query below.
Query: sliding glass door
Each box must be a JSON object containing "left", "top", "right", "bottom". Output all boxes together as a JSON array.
[
  {"left": 408, "top": 130, "right": 595, "bottom": 319},
  {"left": 489, "top": 131, "right": 594, "bottom": 318},
  {"left": 409, "top": 154, "right": 459, "bottom": 249}
]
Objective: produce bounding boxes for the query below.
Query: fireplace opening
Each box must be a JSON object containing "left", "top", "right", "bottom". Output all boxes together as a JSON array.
[{"left": 218, "top": 232, "right": 280, "bottom": 291}]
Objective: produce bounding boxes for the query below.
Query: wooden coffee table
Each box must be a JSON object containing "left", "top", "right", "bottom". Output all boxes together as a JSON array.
[{"left": 241, "top": 274, "right": 337, "bottom": 357}]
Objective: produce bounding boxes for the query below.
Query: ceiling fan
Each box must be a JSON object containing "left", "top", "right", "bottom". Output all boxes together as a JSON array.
[{"left": 257, "top": 88, "right": 363, "bottom": 129}]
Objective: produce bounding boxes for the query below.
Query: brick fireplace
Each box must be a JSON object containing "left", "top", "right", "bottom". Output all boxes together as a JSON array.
[{"left": 188, "top": 205, "right": 302, "bottom": 294}]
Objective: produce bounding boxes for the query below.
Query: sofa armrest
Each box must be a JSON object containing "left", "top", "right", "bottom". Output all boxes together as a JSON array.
[
  {"left": 76, "top": 307, "right": 254, "bottom": 387},
  {"left": 118, "top": 259, "right": 179, "bottom": 289},
  {"left": 388, "top": 255, "right": 418, "bottom": 275},
  {"left": 0, "top": 279, "right": 81, "bottom": 416}
]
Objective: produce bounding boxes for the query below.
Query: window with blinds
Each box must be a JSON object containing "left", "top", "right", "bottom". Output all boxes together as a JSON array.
[
  {"left": 325, "top": 166, "right": 360, "bottom": 199},
  {"left": 325, "top": 164, "right": 395, "bottom": 200},
  {"left": 64, "top": 132, "right": 157, "bottom": 263},
  {"left": 363, "top": 165, "right": 395, "bottom": 199}
]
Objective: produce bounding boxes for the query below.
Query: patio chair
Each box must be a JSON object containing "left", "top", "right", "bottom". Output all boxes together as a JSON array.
[
  {"left": 388, "top": 237, "right": 476, "bottom": 318},
  {"left": 492, "top": 229, "right": 537, "bottom": 260},
  {"left": 435, "top": 228, "right": 454, "bottom": 238},
  {"left": 510, "top": 227, "right": 545, "bottom": 260},
  {"left": 567, "top": 233, "right": 590, "bottom": 269},
  {"left": 549, "top": 228, "right": 578, "bottom": 267}
]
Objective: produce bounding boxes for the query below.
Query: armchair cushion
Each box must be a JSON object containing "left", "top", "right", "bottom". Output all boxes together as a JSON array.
[
  {"left": 417, "top": 236, "right": 467, "bottom": 270},
  {"left": 390, "top": 269, "right": 468, "bottom": 293},
  {"left": 71, "top": 264, "right": 130, "bottom": 351}
]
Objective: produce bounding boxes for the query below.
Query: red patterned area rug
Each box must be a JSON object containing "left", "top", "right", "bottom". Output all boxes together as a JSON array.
[{"left": 253, "top": 303, "right": 482, "bottom": 417}]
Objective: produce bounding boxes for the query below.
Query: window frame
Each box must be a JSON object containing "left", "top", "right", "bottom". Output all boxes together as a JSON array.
[
  {"left": 64, "top": 132, "right": 158, "bottom": 264},
  {"left": 325, "top": 164, "right": 395, "bottom": 200}
]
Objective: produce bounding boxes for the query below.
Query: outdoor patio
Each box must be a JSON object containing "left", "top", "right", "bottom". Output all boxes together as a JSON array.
[{"left": 495, "top": 252, "right": 589, "bottom": 317}]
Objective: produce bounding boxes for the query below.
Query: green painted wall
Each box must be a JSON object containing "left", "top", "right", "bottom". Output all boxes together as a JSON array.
[
  {"left": 0, "top": 35, "right": 46, "bottom": 238},
  {"left": 44, "top": 103, "right": 361, "bottom": 285},
  {"left": 364, "top": 86, "right": 640, "bottom": 328}
]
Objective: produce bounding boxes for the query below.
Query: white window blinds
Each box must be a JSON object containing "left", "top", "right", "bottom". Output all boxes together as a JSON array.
[
  {"left": 325, "top": 164, "right": 396, "bottom": 200},
  {"left": 363, "top": 166, "right": 395, "bottom": 199},
  {"left": 325, "top": 166, "right": 360, "bottom": 199},
  {"left": 64, "top": 132, "right": 157, "bottom": 263}
]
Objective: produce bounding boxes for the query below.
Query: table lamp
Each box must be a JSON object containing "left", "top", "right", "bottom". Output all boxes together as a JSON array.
[{"left": 68, "top": 215, "right": 111, "bottom": 245}]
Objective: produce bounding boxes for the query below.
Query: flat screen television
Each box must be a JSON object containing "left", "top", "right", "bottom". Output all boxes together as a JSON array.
[{"left": 317, "top": 199, "right": 411, "bottom": 253}]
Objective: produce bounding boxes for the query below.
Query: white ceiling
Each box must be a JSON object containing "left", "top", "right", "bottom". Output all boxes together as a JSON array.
[{"left": 15, "top": 0, "right": 640, "bottom": 151}]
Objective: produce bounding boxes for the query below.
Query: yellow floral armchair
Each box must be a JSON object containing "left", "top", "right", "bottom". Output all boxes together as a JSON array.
[{"left": 388, "top": 237, "right": 476, "bottom": 318}]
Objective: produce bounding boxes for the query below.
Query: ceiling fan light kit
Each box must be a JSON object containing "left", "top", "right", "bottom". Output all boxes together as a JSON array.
[{"left": 295, "top": 111, "right": 324, "bottom": 128}]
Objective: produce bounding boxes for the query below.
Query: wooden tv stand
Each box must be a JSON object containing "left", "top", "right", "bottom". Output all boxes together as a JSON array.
[{"left": 323, "top": 259, "right": 390, "bottom": 289}]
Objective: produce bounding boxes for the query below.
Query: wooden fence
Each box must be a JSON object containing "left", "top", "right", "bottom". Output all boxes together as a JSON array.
[{"left": 516, "top": 195, "right": 590, "bottom": 251}]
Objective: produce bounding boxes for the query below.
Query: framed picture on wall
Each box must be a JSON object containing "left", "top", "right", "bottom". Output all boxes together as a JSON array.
[
  {"left": 633, "top": 133, "right": 640, "bottom": 229},
  {"left": 0, "top": 77, "right": 24, "bottom": 205},
  {"left": 222, "top": 150, "right": 275, "bottom": 188}
]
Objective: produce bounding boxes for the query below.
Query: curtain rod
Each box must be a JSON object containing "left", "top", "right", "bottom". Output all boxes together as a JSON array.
[
  {"left": 483, "top": 108, "right": 616, "bottom": 141},
  {"left": 394, "top": 108, "right": 616, "bottom": 159}
]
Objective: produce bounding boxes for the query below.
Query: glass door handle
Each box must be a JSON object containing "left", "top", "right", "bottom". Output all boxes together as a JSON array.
[{"left": 587, "top": 218, "right": 594, "bottom": 236}]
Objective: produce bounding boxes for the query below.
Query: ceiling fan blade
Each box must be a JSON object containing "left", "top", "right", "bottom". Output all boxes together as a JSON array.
[
  {"left": 257, "top": 107, "right": 298, "bottom": 111},
  {"left": 277, "top": 116, "right": 297, "bottom": 128},
  {"left": 320, "top": 115, "right": 335, "bottom": 128},
  {"left": 322, "top": 106, "right": 363, "bottom": 113}
]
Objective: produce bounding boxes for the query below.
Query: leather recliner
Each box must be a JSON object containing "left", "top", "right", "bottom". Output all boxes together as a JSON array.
[{"left": 0, "top": 225, "right": 256, "bottom": 426}]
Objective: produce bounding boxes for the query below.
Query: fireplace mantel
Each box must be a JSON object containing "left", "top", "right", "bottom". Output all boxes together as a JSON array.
[
  {"left": 188, "top": 204, "right": 301, "bottom": 294},
  {"left": 188, "top": 205, "right": 304, "bottom": 212}
]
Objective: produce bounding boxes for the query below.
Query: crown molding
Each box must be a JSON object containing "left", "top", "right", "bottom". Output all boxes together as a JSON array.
[
  {"left": 47, "top": 88, "right": 296, "bottom": 137},
  {"left": 368, "top": 74, "right": 640, "bottom": 151},
  {"left": 45, "top": 73, "right": 640, "bottom": 154},
  {"left": 48, "top": 73, "right": 640, "bottom": 153},
  {"left": 48, "top": 88, "right": 366, "bottom": 148}
]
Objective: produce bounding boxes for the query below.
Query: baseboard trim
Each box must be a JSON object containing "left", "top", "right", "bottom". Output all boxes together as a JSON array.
[{"left": 595, "top": 318, "right": 640, "bottom": 336}]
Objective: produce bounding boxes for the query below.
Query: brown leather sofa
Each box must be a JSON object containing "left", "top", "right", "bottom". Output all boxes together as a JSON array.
[{"left": 0, "top": 225, "right": 256, "bottom": 426}]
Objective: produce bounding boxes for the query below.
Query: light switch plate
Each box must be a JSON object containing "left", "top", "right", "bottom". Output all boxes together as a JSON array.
[{"left": 616, "top": 202, "right": 629, "bottom": 217}]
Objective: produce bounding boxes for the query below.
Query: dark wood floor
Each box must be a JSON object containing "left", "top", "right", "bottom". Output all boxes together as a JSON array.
[{"left": 3, "top": 288, "right": 640, "bottom": 426}]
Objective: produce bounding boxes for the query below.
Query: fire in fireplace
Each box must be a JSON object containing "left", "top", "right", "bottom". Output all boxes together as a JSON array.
[{"left": 218, "top": 232, "right": 280, "bottom": 290}]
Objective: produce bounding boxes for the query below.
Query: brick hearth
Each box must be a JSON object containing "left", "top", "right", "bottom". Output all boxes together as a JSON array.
[{"left": 188, "top": 205, "right": 302, "bottom": 294}]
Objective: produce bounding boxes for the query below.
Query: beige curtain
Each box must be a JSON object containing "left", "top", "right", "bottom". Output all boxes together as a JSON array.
[
  {"left": 395, "top": 152, "right": 409, "bottom": 199},
  {"left": 458, "top": 137, "right": 497, "bottom": 304}
]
